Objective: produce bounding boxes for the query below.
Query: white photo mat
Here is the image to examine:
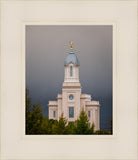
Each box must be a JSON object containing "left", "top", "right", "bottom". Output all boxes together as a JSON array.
[{"left": 1, "top": 0, "right": 137, "bottom": 160}]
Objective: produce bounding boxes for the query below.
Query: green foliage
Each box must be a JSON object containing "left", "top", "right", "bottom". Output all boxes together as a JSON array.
[
  {"left": 26, "top": 89, "right": 43, "bottom": 135},
  {"left": 26, "top": 89, "right": 112, "bottom": 135},
  {"left": 75, "top": 110, "right": 89, "bottom": 134},
  {"left": 64, "top": 122, "right": 76, "bottom": 134},
  {"left": 26, "top": 89, "right": 32, "bottom": 134},
  {"left": 56, "top": 113, "right": 67, "bottom": 134},
  {"left": 95, "top": 130, "right": 110, "bottom": 135},
  {"left": 48, "top": 119, "right": 58, "bottom": 134},
  {"left": 50, "top": 113, "right": 67, "bottom": 134},
  {"left": 40, "top": 116, "right": 49, "bottom": 134},
  {"left": 88, "top": 122, "right": 95, "bottom": 134}
]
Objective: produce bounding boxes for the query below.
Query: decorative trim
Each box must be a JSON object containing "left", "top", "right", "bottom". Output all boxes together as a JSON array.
[{"left": 62, "top": 86, "right": 81, "bottom": 89}]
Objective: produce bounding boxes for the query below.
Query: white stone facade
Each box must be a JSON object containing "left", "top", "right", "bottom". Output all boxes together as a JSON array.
[{"left": 48, "top": 49, "right": 100, "bottom": 131}]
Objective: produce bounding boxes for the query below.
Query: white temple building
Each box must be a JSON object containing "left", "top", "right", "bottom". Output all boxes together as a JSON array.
[{"left": 48, "top": 42, "right": 100, "bottom": 130}]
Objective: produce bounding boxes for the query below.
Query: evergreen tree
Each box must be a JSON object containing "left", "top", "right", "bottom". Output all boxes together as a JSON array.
[
  {"left": 40, "top": 116, "right": 49, "bottom": 134},
  {"left": 25, "top": 89, "right": 43, "bottom": 135},
  {"left": 75, "top": 110, "right": 89, "bottom": 134},
  {"left": 26, "top": 89, "right": 32, "bottom": 134},
  {"left": 49, "top": 119, "right": 58, "bottom": 134},
  {"left": 88, "top": 122, "right": 95, "bottom": 134},
  {"left": 64, "top": 122, "right": 76, "bottom": 134},
  {"left": 49, "top": 113, "right": 67, "bottom": 134},
  {"left": 56, "top": 113, "right": 67, "bottom": 134}
]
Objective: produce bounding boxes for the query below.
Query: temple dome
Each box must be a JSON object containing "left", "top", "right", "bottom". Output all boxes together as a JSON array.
[{"left": 64, "top": 50, "right": 80, "bottom": 66}]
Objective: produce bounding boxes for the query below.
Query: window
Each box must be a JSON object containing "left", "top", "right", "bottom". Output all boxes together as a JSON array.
[
  {"left": 88, "top": 111, "right": 90, "bottom": 118},
  {"left": 69, "top": 94, "right": 74, "bottom": 100},
  {"left": 53, "top": 111, "right": 56, "bottom": 118},
  {"left": 69, "top": 107, "right": 74, "bottom": 118},
  {"left": 70, "top": 66, "right": 73, "bottom": 77},
  {"left": 88, "top": 122, "right": 91, "bottom": 127}
]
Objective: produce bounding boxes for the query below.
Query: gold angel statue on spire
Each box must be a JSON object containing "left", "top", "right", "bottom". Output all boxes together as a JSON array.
[{"left": 70, "top": 41, "right": 73, "bottom": 49}]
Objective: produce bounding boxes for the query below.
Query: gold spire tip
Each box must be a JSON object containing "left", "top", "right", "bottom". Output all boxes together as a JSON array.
[{"left": 70, "top": 41, "right": 73, "bottom": 50}]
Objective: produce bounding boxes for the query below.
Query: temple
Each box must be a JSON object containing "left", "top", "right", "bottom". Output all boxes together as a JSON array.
[{"left": 48, "top": 42, "right": 100, "bottom": 130}]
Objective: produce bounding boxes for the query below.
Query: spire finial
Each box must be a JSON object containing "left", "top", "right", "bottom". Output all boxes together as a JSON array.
[{"left": 70, "top": 41, "right": 73, "bottom": 50}]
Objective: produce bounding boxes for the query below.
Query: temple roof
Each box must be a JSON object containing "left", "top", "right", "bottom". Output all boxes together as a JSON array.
[{"left": 64, "top": 50, "right": 80, "bottom": 66}]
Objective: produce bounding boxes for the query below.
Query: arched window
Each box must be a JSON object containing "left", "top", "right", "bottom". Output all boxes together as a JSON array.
[{"left": 70, "top": 66, "right": 73, "bottom": 77}]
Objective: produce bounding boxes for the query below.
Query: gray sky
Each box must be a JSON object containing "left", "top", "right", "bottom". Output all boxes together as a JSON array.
[{"left": 26, "top": 25, "right": 112, "bottom": 131}]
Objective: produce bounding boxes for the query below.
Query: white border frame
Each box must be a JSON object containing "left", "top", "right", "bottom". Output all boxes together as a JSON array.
[{"left": 1, "top": 1, "right": 137, "bottom": 160}]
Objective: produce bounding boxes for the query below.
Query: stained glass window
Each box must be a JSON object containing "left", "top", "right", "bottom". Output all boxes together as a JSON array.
[{"left": 69, "top": 107, "right": 74, "bottom": 118}]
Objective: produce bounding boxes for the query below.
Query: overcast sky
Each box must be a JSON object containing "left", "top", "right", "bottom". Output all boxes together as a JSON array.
[{"left": 26, "top": 25, "right": 112, "bottom": 131}]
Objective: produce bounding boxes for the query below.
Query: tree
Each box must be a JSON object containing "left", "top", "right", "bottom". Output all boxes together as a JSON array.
[
  {"left": 88, "top": 122, "right": 95, "bottom": 134},
  {"left": 48, "top": 113, "right": 67, "bottom": 134},
  {"left": 25, "top": 89, "right": 43, "bottom": 135},
  {"left": 56, "top": 113, "right": 67, "bottom": 134},
  {"left": 64, "top": 122, "right": 76, "bottom": 134},
  {"left": 26, "top": 89, "right": 32, "bottom": 134},
  {"left": 49, "top": 119, "right": 58, "bottom": 134},
  {"left": 40, "top": 116, "right": 49, "bottom": 134},
  {"left": 75, "top": 110, "right": 89, "bottom": 134}
]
